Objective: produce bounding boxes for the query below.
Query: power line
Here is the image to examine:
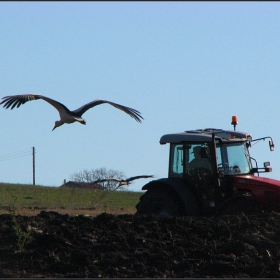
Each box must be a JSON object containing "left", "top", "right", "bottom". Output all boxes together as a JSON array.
[
  {"left": 0, "top": 149, "right": 32, "bottom": 162},
  {"left": 0, "top": 148, "right": 31, "bottom": 159},
  {"left": 0, "top": 147, "right": 36, "bottom": 186}
]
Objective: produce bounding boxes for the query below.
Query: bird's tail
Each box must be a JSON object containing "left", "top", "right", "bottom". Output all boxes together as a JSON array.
[{"left": 75, "top": 117, "right": 86, "bottom": 125}]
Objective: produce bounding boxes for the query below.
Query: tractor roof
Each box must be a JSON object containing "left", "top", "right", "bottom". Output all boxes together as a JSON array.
[{"left": 160, "top": 128, "right": 252, "bottom": 144}]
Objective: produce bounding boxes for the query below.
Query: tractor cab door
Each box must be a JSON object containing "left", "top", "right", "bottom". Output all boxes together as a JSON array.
[
  {"left": 169, "top": 142, "right": 216, "bottom": 208},
  {"left": 185, "top": 143, "right": 216, "bottom": 206},
  {"left": 215, "top": 140, "right": 253, "bottom": 200}
]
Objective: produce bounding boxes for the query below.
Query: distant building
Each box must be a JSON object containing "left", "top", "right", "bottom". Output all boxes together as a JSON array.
[{"left": 61, "top": 180, "right": 104, "bottom": 190}]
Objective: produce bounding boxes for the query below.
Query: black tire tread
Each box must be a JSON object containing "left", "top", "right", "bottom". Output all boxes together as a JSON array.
[{"left": 136, "top": 186, "right": 186, "bottom": 217}]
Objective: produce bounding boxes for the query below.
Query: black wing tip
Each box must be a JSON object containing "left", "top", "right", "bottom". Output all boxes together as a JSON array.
[
  {"left": 0, "top": 96, "right": 11, "bottom": 105},
  {"left": 0, "top": 94, "right": 41, "bottom": 110},
  {"left": 107, "top": 101, "right": 144, "bottom": 123},
  {"left": 135, "top": 116, "right": 143, "bottom": 123},
  {"left": 129, "top": 110, "right": 144, "bottom": 123},
  {"left": 0, "top": 96, "right": 22, "bottom": 110}
]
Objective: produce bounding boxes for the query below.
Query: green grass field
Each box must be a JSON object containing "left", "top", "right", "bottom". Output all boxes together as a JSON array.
[{"left": 0, "top": 182, "right": 143, "bottom": 216}]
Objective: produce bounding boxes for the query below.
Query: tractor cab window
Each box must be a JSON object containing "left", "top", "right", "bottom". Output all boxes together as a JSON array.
[
  {"left": 216, "top": 142, "right": 251, "bottom": 175},
  {"left": 169, "top": 143, "right": 214, "bottom": 178},
  {"left": 169, "top": 144, "right": 184, "bottom": 177},
  {"left": 187, "top": 144, "right": 213, "bottom": 173}
]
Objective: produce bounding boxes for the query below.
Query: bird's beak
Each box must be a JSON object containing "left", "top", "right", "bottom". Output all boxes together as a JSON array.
[{"left": 52, "top": 125, "right": 56, "bottom": 131}]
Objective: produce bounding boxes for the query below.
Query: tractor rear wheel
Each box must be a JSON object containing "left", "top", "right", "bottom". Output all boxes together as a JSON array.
[{"left": 135, "top": 187, "right": 186, "bottom": 217}]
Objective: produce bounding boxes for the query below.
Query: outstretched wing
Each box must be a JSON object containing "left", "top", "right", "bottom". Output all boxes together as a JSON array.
[
  {"left": 72, "top": 99, "right": 143, "bottom": 123},
  {"left": 92, "top": 178, "right": 120, "bottom": 184},
  {"left": 0, "top": 94, "right": 71, "bottom": 114},
  {"left": 93, "top": 176, "right": 153, "bottom": 189},
  {"left": 126, "top": 175, "right": 154, "bottom": 182}
]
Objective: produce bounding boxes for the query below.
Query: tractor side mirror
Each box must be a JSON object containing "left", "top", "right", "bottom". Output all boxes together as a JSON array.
[{"left": 269, "top": 140, "right": 274, "bottom": 151}]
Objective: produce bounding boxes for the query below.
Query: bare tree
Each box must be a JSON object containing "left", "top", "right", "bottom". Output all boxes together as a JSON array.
[{"left": 70, "top": 167, "right": 126, "bottom": 190}]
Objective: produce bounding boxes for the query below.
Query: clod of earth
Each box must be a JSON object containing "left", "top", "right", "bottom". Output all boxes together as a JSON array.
[{"left": 1, "top": 211, "right": 280, "bottom": 278}]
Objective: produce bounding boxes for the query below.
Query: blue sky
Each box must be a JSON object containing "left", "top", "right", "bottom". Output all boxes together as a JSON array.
[{"left": 0, "top": 2, "right": 280, "bottom": 192}]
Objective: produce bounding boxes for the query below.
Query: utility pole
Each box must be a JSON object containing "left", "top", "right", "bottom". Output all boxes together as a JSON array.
[{"left": 32, "top": 147, "right": 35, "bottom": 185}]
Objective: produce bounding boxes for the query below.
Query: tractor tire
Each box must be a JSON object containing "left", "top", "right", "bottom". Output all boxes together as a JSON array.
[
  {"left": 135, "top": 187, "right": 186, "bottom": 217},
  {"left": 217, "top": 198, "right": 262, "bottom": 216}
]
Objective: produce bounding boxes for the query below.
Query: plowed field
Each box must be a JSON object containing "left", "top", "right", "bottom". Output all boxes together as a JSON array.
[{"left": 1, "top": 211, "right": 280, "bottom": 278}]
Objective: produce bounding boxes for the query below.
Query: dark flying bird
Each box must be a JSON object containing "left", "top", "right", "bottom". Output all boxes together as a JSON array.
[
  {"left": 93, "top": 175, "right": 154, "bottom": 189},
  {"left": 0, "top": 94, "right": 143, "bottom": 130}
]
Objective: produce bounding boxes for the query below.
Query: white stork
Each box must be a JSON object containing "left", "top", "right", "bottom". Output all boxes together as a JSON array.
[
  {"left": 93, "top": 175, "right": 154, "bottom": 189},
  {"left": 0, "top": 94, "right": 143, "bottom": 130}
]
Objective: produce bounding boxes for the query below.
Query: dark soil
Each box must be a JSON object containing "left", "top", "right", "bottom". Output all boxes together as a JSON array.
[{"left": 1, "top": 210, "right": 280, "bottom": 278}]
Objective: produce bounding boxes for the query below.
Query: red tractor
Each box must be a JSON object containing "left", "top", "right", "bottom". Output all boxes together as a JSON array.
[{"left": 136, "top": 116, "right": 278, "bottom": 216}]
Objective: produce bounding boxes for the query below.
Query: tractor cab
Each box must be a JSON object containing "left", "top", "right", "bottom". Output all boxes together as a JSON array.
[
  {"left": 160, "top": 124, "right": 275, "bottom": 212},
  {"left": 136, "top": 117, "right": 279, "bottom": 217}
]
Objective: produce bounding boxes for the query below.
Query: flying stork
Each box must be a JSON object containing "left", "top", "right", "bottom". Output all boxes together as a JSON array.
[
  {"left": 93, "top": 175, "right": 154, "bottom": 189},
  {"left": 0, "top": 94, "right": 143, "bottom": 130}
]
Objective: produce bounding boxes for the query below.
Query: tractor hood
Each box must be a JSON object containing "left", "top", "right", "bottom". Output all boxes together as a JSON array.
[{"left": 233, "top": 175, "right": 280, "bottom": 190}]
